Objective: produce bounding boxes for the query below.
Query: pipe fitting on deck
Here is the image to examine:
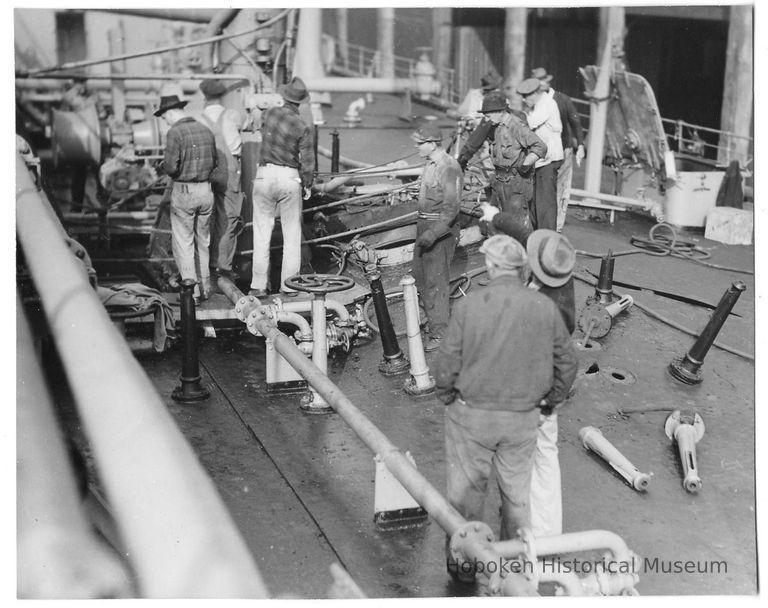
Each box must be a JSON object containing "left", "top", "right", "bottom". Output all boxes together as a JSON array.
[{"left": 665, "top": 410, "right": 705, "bottom": 493}]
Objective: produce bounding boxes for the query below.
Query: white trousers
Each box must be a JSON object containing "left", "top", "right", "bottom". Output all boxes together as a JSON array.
[{"left": 530, "top": 413, "right": 562, "bottom": 537}]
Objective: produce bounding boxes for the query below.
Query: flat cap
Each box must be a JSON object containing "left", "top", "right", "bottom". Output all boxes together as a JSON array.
[
  {"left": 200, "top": 79, "right": 227, "bottom": 99},
  {"left": 479, "top": 235, "right": 527, "bottom": 270},
  {"left": 411, "top": 123, "right": 443, "bottom": 144},
  {"left": 516, "top": 78, "right": 543, "bottom": 96}
]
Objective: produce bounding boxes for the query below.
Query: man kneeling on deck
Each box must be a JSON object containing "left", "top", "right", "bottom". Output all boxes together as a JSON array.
[{"left": 434, "top": 234, "right": 577, "bottom": 582}]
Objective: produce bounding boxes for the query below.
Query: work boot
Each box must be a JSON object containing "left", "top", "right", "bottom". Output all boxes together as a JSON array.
[
  {"left": 423, "top": 335, "right": 443, "bottom": 353},
  {"left": 249, "top": 288, "right": 268, "bottom": 299}
]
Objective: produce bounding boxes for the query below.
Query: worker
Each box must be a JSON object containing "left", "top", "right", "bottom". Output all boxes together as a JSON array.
[
  {"left": 531, "top": 68, "right": 585, "bottom": 232},
  {"left": 199, "top": 79, "right": 244, "bottom": 283},
  {"left": 451, "top": 69, "right": 503, "bottom": 127},
  {"left": 518, "top": 77, "right": 564, "bottom": 232},
  {"left": 411, "top": 123, "right": 463, "bottom": 352},
  {"left": 434, "top": 234, "right": 578, "bottom": 581},
  {"left": 457, "top": 91, "right": 547, "bottom": 236},
  {"left": 156, "top": 94, "right": 218, "bottom": 303},
  {"left": 249, "top": 76, "right": 314, "bottom": 298}
]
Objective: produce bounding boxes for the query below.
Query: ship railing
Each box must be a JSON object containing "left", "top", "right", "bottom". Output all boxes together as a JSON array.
[{"left": 15, "top": 152, "right": 269, "bottom": 599}]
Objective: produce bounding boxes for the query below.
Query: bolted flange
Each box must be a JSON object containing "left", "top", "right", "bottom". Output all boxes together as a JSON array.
[
  {"left": 378, "top": 354, "right": 411, "bottom": 376},
  {"left": 667, "top": 354, "right": 703, "bottom": 385}
]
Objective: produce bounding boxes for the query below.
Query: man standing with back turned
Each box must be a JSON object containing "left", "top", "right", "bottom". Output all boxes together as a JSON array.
[
  {"left": 434, "top": 234, "right": 577, "bottom": 564},
  {"left": 157, "top": 94, "right": 217, "bottom": 303},
  {"left": 250, "top": 77, "right": 314, "bottom": 298}
]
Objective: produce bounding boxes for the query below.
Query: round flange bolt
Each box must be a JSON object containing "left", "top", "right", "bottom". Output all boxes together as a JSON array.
[{"left": 284, "top": 274, "right": 355, "bottom": 414}]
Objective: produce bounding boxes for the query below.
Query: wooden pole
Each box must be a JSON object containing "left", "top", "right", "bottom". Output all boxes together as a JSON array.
[
  {"left": 718, "top": 5, "right": 753, "bottom": 166},
  {"left": 504, "top": 8, "right": 527, "bottom": 111}
]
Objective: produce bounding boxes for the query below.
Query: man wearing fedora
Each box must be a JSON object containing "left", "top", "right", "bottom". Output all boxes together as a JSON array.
[
  {"left": 156, "top": 94, "right": 218, "bottom": 302},
  {"left": 411, "top": 123, "right": 463, "bottom": 352},
  {"left": 532, "top": 67, "right": 586, "bottom": 233},
  {"left": 457, "top": 91, "right": 547, "bottom": 234},
  {"left": 517, "top": 77, "right": 564, "bottom": 233},
  {"left": 452, "top": 69, "right": 503, "bottom": 126},
  {"left": 479, "top": 203, "right": 577, "bottom": 537},
  {"left": 199, "top": 79, "right": 244, "bottom": 283},
  {"left": 434, "top": 234, "right": 577, "bottom": 582},
  {"left": 249, "top": 76, "right": 314, "bottom": 298}
]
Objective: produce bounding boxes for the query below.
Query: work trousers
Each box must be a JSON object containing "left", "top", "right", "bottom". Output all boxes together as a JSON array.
[
  {"left": 530, "top": 160, "right": 563, "bottom": 231},
  {"left": 445, "top": 401, "right": 539, "bottom": 540},
  {"left": 250, "top": 164, "right": 302, "bottom": 292},
  {"left": 530, "top": 413, "right": 562, "bottom": 537},
  {"left": 489, "top": 171, "right": 533, "bottom": 235},
  {"left": 412, "top": 220, "right": 458, "bottom": 338},
  {"left": 210, "top": 186, "right": 244, "bottom": 273},
  {"left": 170, "top": 181, "right": 213, "bottom": 297},
  {"left": 556, "top": 149, "right": 574, "bottom": 233}
]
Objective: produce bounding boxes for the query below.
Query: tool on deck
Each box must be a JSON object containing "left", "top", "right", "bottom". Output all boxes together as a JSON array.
[
  {"left": 665, "top": 410, "right": 705, "bottom": 493},
  {"left": 579, "top": 426, "right": 651, "bottom": 491}
]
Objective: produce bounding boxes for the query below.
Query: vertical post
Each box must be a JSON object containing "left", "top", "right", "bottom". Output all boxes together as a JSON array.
[
  {"left": 400, "top": 275, "right": 435, "bottom": 396},
  {"left": 718, "top": 5, "right": 753, "bottom": 166},
  {"left": 366, "top": 269, "right": 410, "bottom": 376},
  {"left": 668, "top": 281, "right": 747, "bottom": 385},
  {"left": 313, "top": 124, "right": 319, "bottom": 180},
  {"left": 432, "top": 7, "right": 453, "bottom": 90},
  {"left": 331, "top": 129, "right": 340, "bottom": 174},
  {"left": 504, "top": 8, "right": 528, "bottom": 112},
  {"left": 595, "top": 250, "right": 615, "bottom": 304},
  {"left": 292, "top": 8, "right": 324, "bottom": 80},
  {"left": 336, "top": 8, "right": 349, "bottom": 69},
  {"left": 377, "top": 8, "right": 396, "bottom": 79},
  {"left": 108, "top": 23, "right": 127, "bottom": 122},
  {"left": 172, "top": 279, "right": 210, "bottom": 402},
  {"left": 300, "top": 293, "right": 334, "bottom": 413}
]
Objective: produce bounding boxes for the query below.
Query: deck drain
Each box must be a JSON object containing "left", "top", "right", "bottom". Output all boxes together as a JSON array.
[
  {"left": 603, "top": 367, "right": 636, "bottom": 385},
  {"left": 574, "top": 338, "right": 602, "bottom": 351},
  {"left": 582, "top": 362, "right": 600, "bottom": 376}
]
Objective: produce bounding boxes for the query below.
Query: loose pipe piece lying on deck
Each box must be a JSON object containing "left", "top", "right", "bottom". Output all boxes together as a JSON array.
[{"left": 579, "top": 426, "right": 651, "bottom": 491}]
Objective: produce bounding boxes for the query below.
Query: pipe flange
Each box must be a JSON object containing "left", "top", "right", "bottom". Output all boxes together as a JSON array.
[
  {"left": 235, "top": 295, "right": 258, "bottom": 322},
  {"left": 602, "top": 367, "right": 636, "bottom": 385},
  {"left": 448, "top": 521, "right": 496, "bottom": 588},
  {"left": 578, "top": 302, "right": 612, "bottom": 338}
]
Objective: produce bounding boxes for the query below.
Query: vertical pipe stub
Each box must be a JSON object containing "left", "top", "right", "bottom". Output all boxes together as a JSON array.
[
  {"left": 595, "top": 250, "right": 615, "bottom": 305},
  {"left": 668, "top": 281, "right": 746, "bottom": 385},
  {"left": 400, "top": 274, "right": 435, "bottom": 396},
  {"left": 300, "top": 292, "right": 334, "bottom": 414},
  {"left": 331, "top": 129, "right": 340, "bottom": 174},
  {"left": 665, "top": 410, "right": 705, "bottom": 493},
  {"left": 367, "top": 269, "right": 410, "bottom": 376},
  {"left": 172, "top": 279, "right": 210, "bottom": 402}
]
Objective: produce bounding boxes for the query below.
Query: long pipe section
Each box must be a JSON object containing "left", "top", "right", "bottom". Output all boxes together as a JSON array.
[
  {"left": 17, "top": 298, "right": 132, "bottom": 599},
  {"left": 16, "top": 154, "right": 268, "bottom": 598},
  {"left": 492, "top": 529, "right": 635, "bottom": 564}
]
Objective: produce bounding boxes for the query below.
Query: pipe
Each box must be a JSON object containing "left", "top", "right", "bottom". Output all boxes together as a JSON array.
[
  {"left": 274, "top": 310, "right": 313, "bottom": 339},
  {"left": 293, "top": 8, "right": 326, "bottom": 79},
  {"left": 302, "top": 294, "right": 333, "bottom": 412},
  {"left": 400, "top": 275, "right": 435, "bottom": 395},
  {"left": 281, "top": 298, "right": 350, "bottom": 322},
  {"left": 595, "top": 250, "right": 615, "bottom": 304},
  {"left": 16, "top": 154, "right": 268, "bottom": 598},
  {"left": 24, "top": 10, "right": 291, "bottom": 77},
  {"left": 171, "top": 280, "right": 210, "bottom": 403},
  {"left": 536, "top": 572, "right": 585, "bottom": 596},
  {"left": 203, "top": 9, "right": 241, "bottom": 71},
  {"left": 664, "top": 410, "right": 705, "bottom": 493},
  {"left": 579, "top": 427, "right": 651, "bottom": 491},
  {"left": 493, "top": 530, "right": 635, "bottom": 564},
  {"left": 331, "top": 130, "right": 340, "bottom": 173},
  {"left": 570, "top": 187, "right": 663, "bottom": 219},
  {"left": 17, "top": 296, "right": 133, "bottom": 599},
  {"left": 108, "top": 9, "right": 223, "bottom": 23},
  {"left": 302, "top": 76, "right": 417, "bottom": 94},
  {"left": 367, "top": 268, "right": 410, "bottom": 376}
]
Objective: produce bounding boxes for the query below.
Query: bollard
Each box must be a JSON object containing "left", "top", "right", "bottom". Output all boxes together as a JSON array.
[
  {"left": 579, "top": 427, "right": 651, "bottom": 491},
  {"left": 668, "top": 281, "right": 747, "bottom": 385},
  {"left": 172, "top": 279, "right": 210, "bottom": 402},
  {"left": 594, "top": 250, "right": 615, "bottom": 305},
  {"left": 366, "top": 268, "right": 410, "bottom": 376},
  {"left": 664, "top": 410, "right": 705, "bottom": 493},
  {"left": 331, "top": 129, "right": 340, "bottom": 174},
  {"left": 400, "top": 275, "right": 435, "bottom": 396}
]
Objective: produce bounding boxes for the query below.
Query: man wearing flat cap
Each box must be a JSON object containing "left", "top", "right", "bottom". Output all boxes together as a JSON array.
[
  {"left": 517, "top": 77, "right": 564, "bottom": 232},
  {"left": 156, "top": 94, "right": 218, "bottom": 302},
  {"left": 457, "top": 90, "right": 547, "bottom": 234},
  {"left": 199, "top": 79, "right": 245, "bottom": 283},
  {"left": 532, "top": 67, "right": 585, "bottom": 232},
  {"left": 434, "top": 234, "right": 577, "bottom": 581},
  {"left": 249, "top": 76, "right": 315, "bottom": 298},
  {"left": 411, "top": 123, "right": 463, "bottom": 351}
]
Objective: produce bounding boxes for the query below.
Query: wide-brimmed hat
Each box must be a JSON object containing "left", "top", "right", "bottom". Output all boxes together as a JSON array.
[
  {"left": 526, "top": 229, "right": 576, "bottom": 287},
  {"left": 411, "top": 123, "right": 443, "bottom": 144},
  {"left": 516, "top": 78, "right": 543, "bottom": 97},
  {"left": 531, "top": 67, "right": 554, "bottom": 83},
  {"left": 154, "top": 95, "right": 187, "bottom": 117},
  {"left": 200, "top": 79, "right": 228, "bottom": 99},
  {"left": 478, "top": 91, "right": 508, "bottom": 114},
  {"left": 278, "top": 76, "right": 309, "bottom": 104},
  {"left": 480, "top": 70, "right": 502, "bottom": 91},
  {"left": 480, "top": 235, "right": 527, "bottom": 270}
]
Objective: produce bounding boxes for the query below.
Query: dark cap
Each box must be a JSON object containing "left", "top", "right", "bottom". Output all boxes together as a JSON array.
[
  {"left": 531, "top": 67, "right": 554, "bottom": 83},
  {"left": 480, "top": 70, "right": 502, "bottom": 91},
  {"left": 154, "top": 95, "right": 188, "bottom": 117},
  {"left": 200, "top": 79, "right": 228, "bottom": 99},
  {"left": 516, "top": 78, "right": 542, "bottom": 96},
  {"left": 478, "top": 91, "right": 508, "bottom": 114},
  {"left": 480, "top": 235, "right": 527, "bottom": 270},
  {"left": 411, "top": 123, "right": 443, "bottom": 144}
]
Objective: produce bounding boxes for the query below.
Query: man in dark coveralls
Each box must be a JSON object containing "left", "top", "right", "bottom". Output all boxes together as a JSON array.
[{"left": 411, "top": 123, "right": 464, "bottom": 352}]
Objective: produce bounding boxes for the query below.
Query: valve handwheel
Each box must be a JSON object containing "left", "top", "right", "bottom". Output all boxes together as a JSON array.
[{"left": 284, "top": 273, "right": 355, "bottom": 294}]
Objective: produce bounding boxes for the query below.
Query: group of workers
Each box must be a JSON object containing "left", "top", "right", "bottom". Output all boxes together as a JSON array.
[
  {"left": 156, "top": 76, "right": 313, "bottom": 303},
  {"left": 157, "top": 67, "right": 583, "bottom": 581}
]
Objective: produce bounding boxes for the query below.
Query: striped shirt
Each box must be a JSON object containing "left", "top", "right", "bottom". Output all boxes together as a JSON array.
[
  {"left": 259, "top": 103, "right": 315, "bottom": 187},
  {"left": 163, "top": 117, "right": 217, "bottom": 182}
]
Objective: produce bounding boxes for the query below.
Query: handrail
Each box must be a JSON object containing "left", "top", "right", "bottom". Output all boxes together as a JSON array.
[{"left": 16, "top": 153, "right": 269, "bottom": 598}]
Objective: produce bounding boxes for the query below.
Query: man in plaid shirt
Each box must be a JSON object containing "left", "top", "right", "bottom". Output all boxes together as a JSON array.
[
  {"left": 249, "top": 77, "right": 315, "bottom": 297},
  {"left": 157, "top": 94, "right": 217, "bottom": 302}
]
